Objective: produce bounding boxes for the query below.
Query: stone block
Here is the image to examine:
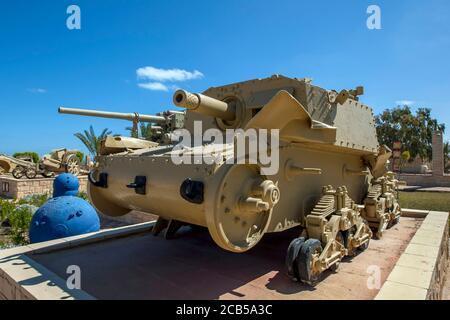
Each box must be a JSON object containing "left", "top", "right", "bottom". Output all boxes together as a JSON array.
[
  {"left": 405, "top": 243, "right": 440, "bottom": 259},
  {"left": 387, "top": 265, "right": 433, "bottom": 289},
  {"left": 376, "top": 281, "right": 428, "bottom": 300}
]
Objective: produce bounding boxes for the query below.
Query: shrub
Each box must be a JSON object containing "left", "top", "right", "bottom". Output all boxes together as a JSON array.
[
  {"left": 401, "top": 150, "right": 411, "bottom": 162},
  {"left": 77, "top": 191, "right": 89, "bottom": 201},
  {"left": 8, "top": 206, "right": 34, "bottom": 245},
  {"left": 76, "top": 151, "right": 85, "bottom": 164},
  {"left": 13, "top": 152, "right": 40, "bottom": 163},
  {"left": 1, "top": 193, "right": 49, "bottom": 246},
  {"left": 0, "top": 199, "right": 15, "bottom": 222},
  {"left": 17, "top": 193, "right": 49, "bottom": 207}
]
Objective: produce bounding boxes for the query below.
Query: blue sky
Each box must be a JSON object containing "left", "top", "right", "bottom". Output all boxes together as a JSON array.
[{"left": 0, "top": 0, "right": 449, "bottom": 156}]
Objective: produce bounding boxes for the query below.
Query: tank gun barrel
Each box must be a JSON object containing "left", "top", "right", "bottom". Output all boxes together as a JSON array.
[
  {"left": 173, "top": 90, "right": 235, "bottom": 121},
  {"left": 58, "top": 107, "right": 166, "bottom": 123}
]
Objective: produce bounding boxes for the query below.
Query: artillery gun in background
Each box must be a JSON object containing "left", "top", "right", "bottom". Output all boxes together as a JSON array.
[
  {"left": 39, "top": 148, "right": 85, "bottom": 177},
  {"left": 0, "top": 154, "right": 39, "bottom": 179},
  {"left": 59, "top": 75, "right": 402, "bottom": 285},
  {"left": 0, "top": 149, "right": 85, "bottom": 179}
]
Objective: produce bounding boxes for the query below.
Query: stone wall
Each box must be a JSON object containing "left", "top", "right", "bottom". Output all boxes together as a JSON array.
[
  {"left": 432, "top": 131, "right": 445, "bottom": 176},
  {"left": 400, "top": 155, "right": 431, "bottom": 174},
  {"left": 0, "top": 175, "right": 88, "bottom": 199},
  {"left": 376, "top": 211, "right": 449, "bottom": 300},
  {"left": 397, "top": 132, "right": 450, "bottom": 187},
  {"left": 397, "top": 173, "right": 450, "bottom": 187}
]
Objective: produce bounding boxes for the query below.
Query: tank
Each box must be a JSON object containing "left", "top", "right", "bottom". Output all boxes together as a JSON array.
[{"left": 60, "top": 75, "right": 401, "bottom": 285}]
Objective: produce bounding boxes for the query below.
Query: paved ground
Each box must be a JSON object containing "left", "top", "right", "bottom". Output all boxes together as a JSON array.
[{"left": 29, "top": 217, "right": 421, "bottom": 300}]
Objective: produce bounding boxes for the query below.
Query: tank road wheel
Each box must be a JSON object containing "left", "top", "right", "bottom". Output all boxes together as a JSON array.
[
  {"left": 25, "top": 167, "right": 37, "bottom": 179},
  {"left": 342, "top": 226, "right": 358, "bottom": 256},
  {"left": 296, "top": 239, "right": 323, "bottom": 286},
  {"left": 65, "top": 154, "right": 80, "bottom": 176},
  {"left": 390, "top": 216, "right": 400, "bottom": 227},
  {"left": 12, "top": 166, "right": 25, "bottom": 179},
  {"left": 357, "top": 221, "right": 371, "bottom": 251},
  {"left": 285, "top": 237, "right": 306, "bottom": 279},
  {"left": 205, "top": 164, "right": 280, "bottom": 253},
  {"left": 330, "top": 231, "right": 345, "bottom": 272},
  {"left": 387, "top": 203, "right": 401, "bottom": 229}
]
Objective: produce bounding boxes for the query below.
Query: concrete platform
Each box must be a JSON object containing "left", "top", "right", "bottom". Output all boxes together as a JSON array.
[
  {"left": 3, "top": 209, "right": 447, "bottom": 300},
  {"left": 27, "top": 218, "right": 422, "bottom": 300}
]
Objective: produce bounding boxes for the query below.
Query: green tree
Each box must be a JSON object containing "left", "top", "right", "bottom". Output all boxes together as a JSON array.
[
  {"left": 13, "top": 152, "right": 40, "bottom": 163},
  {"left": 400, "top": 150, "right": 411, "bottom": 172},
  {"left": 125, "top": 122, "right": 155, "bottom": 141},
  {"left": 75, "top": 151, "right": 85, "bottom": 164},
  {"left": 375, "top": 106, "right": 445, "bottom": 161},
  {"left": 74, "top": 126, "right": 112, "bottom": 157}
]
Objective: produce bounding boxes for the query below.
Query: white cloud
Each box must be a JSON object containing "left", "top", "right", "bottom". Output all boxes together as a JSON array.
[
  {"left": 396, "top": 100, "right": 415, "bottom": 106},
  {"left": 138, "top": 82, "right": 169, "bottom": 91},
  {"left": 136, "top": 66, "right": 204, "bottom": 82},
  {"left": 28, "top": 88, "right": 47, "bottom": 94}
]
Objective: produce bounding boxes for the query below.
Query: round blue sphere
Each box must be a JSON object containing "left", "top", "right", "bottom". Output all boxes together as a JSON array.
[
  {"left": 29, "top": 196, "right": 100, "bottom": 243},
  {"left": 53, "top": 173, "right": 79, "bottom": 197}
]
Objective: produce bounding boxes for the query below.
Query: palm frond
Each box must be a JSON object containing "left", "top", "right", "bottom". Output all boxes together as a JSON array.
[{"left": 74, "top": 126, "right": 112, "bottom": 157}]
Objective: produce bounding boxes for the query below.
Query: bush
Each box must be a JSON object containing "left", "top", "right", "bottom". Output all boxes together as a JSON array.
[
  {"left": 8, "top": 206, "right": 34, "bottom": 245},
  {"left": 17, "top": 193, "right": 49, "bottom": 207},
  {"left": 13, "top": 152, "right": 40, "bottom": 163},
  {"left": 401, "top": 150, "right": 411, "bottom": 162},
  {"left": 0, "top": 193, "right": 49, "bottom": 247},
  {"left": 77, "top": 191, "right": 90, "bottom": 202},
  {"left": 0, "top": 199, "right": 15, "bottom": 222},
  {"left": 76, "top": 151, "right": 85, "bottom": 164}
]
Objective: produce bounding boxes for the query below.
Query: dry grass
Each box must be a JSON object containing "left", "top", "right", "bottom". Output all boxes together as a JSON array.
[{"left": 398, "top": 191, "right": 450, "bottom": 212}]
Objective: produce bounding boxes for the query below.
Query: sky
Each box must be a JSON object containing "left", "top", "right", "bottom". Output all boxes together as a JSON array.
[{"left": 0, "top": 0, "right": 449, "bottom": 156}]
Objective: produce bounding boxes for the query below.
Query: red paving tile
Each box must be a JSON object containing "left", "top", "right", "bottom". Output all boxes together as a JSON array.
[{"left": 29, "top": 217, "right": 421, "bottom": 300}]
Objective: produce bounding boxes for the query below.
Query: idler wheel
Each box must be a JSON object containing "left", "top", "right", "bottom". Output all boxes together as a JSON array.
[
  {"left": 296, "top": 239, "right": 323, "bottom": 286},
  {"left": 286, "top": 237, "right": 306, "bottom": 279},
  {"left": 205, "top": 164, "right": 279, "bottom": 253}
]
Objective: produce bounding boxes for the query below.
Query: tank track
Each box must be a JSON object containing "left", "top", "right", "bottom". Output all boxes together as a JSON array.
[
  {"left": 286, "top": 185, "right": 372, "bottom": 285},
  {"left": 361, "top": 172, "right": 402, "bottom": 238}
]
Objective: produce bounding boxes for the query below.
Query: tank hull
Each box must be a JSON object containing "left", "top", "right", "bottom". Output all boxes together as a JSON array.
[{"left": 89, "top": 144, "right": 370, "bottom": 233}]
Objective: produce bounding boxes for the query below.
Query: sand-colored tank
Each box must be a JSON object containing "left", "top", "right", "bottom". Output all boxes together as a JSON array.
[{"left": 60, "top": 75, "right": 401, "bottom": 285}]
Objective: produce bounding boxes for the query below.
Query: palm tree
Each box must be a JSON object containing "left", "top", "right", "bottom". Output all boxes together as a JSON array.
[
  {"left": 74, "top": 126, "right": 112, "bottom": 157},
  {"left": 125, "top": 122, "right": 155, "bottom": 141}
]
